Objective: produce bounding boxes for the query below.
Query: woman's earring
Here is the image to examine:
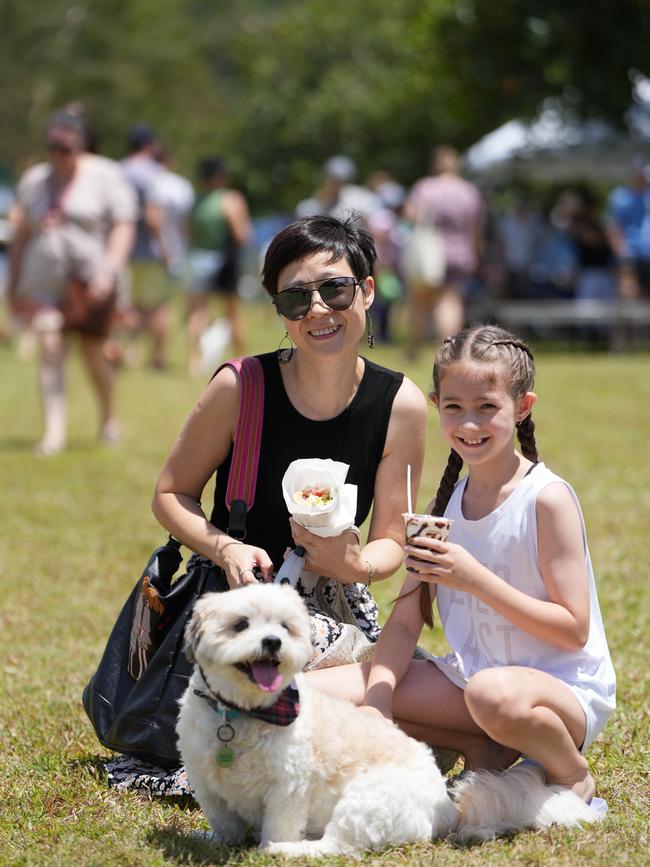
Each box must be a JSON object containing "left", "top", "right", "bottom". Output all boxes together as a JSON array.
[
  {"left": 366, "top": 312, "right": 375, "bottom": 349},
  {"left": 277, "top": 331, "right": 295, "bottom": 363}
]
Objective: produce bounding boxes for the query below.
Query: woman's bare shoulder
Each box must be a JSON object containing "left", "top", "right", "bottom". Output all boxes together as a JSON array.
[
  {"left": 382, "top": 374, "right": 427, "bottom": 460},
  {"left": 191, "top": 364, "right": 241, "bottom": 427},
  {"left": 155, "top": 364, "right": 242, "bottom": 498},
  {"left": 391, "top": 375, "right": 428, "bottom": 420}
]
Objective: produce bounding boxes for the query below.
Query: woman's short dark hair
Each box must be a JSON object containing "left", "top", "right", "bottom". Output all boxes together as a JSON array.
[{"left": 261, "top": 214, "right": 377, "bottom": 296}]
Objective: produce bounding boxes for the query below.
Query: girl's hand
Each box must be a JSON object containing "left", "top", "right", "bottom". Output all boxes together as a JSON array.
[
  {"left": 289, "top": 518, "right": 363, "bottom": 583},
  {"left": 221, "top": 541, "right": 274, "bottom": 589},
  {"left": 404, "top": 537, "right": 484, "bottom": 593}
]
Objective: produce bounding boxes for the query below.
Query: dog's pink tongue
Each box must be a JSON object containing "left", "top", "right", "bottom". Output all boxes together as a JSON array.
[{"left": 251, "top": 661, "right": 283, "bottom": 692}]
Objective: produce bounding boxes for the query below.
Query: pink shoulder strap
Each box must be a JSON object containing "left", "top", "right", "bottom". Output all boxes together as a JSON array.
[{"left": 214, "top": 356, "right": 265, "bottom": 510}]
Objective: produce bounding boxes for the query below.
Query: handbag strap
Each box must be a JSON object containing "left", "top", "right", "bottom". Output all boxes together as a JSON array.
[{"left": 214, "top": 356, "right": 265, "bottom": 540}]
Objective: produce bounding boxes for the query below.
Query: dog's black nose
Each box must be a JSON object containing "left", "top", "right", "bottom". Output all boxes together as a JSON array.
[{"left": 261, "top": 635, "right": 282, "bottom": 655}]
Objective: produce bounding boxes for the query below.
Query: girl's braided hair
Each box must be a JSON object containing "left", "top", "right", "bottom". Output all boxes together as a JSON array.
[{"left": 419, "top": 324, "right": 538, "bottom": 627}]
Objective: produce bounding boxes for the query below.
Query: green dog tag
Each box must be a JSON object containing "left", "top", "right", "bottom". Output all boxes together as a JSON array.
[{"left": 216, "top": 745, "right": 236, "bottom": 768}]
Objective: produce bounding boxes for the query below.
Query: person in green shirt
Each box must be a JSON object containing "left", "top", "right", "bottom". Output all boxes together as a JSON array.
[{"left": 186, "top": 157, "right": 252, "bottom": 374}]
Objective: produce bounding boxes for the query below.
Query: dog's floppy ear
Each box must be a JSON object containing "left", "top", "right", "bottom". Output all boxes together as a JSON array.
[{"left": 184, "top": 593, "right": 223, "bottom": 662}]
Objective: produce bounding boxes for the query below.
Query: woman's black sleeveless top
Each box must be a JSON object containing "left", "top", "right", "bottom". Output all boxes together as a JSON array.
[{"left": 210, "top": 352, "right": 404, "bottom": 570}]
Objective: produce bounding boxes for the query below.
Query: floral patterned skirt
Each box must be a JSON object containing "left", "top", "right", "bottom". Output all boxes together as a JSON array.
[{"left": 296, "top": 572, "right": 380, "bottom": 669}]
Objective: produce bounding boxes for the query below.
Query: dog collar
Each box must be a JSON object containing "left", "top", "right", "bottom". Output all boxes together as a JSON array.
[{"left": 194, "top": 664, "right": 301, "bottom": 727}]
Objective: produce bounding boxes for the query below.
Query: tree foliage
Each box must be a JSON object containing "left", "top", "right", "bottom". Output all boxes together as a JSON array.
[
  {"left": 433, "top": 0, "right": 650, "bottom": 137},
  {"left": 1, "top": 0, "right": 648, "bottom": 209}
]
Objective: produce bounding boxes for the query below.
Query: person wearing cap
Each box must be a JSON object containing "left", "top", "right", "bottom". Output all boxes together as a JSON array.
[
  {"left": 605, "top": 157, "right": 650, "bottom": 298},
  {"left": 185, "top": 157, "right": 252, "bottom": 374},
  {"left": 296, "top": 156, "right": 381, "bottom": 223},
  {"left": 7, "top": 105, "right": 136, "bottom": 455}
]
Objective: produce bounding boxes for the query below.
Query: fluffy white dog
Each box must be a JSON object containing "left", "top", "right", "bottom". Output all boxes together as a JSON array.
[
  {"left": 177, "top": 583, "right": 602, "bottom": 856},
  {"left": 176, "top": 583, "right": 457, "bottom": 857}
]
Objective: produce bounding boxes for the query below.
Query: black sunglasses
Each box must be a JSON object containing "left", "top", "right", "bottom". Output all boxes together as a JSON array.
[{"left": 273, "top": 276, "right": 363, "bottom": 321}]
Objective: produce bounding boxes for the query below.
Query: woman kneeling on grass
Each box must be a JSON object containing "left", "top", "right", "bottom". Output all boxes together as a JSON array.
[{"left": 311, "top": 324, "right": 615, "bottom": 804}]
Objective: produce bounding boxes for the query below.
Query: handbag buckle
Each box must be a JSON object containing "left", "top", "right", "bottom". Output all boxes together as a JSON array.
[{"left": 227, "top": 499, "right": 248, "bottom": 540}]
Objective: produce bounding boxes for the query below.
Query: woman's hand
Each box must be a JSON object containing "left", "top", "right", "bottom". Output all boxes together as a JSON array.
[
  {"left": 289, "top": 518, "right": 363, "bottom": 583},
  {"left": 404, "top": 537, "right": 485, "bottom": 593},
  {"left": 220, "top": 540, "right": 274, "bottom": 589}
]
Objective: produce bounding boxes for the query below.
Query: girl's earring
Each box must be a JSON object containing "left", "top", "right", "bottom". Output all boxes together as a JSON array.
[
  {"left": 277, "top": 331, "right": 295, "bottom": 363},
  {"left": 366, "top": 312, "right": 375, "bottom": 349}
]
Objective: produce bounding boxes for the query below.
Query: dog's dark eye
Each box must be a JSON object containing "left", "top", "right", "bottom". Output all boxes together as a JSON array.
[
  {"left": 233, "top": 618, "right": 249, "bottom": 632},
  {"left": 281, "top": 621, "right": 291, "bottom": 633}
]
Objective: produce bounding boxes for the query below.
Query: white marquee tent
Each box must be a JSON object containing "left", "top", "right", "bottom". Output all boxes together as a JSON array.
[{"left": 464, "top": 102, "right": 650, "bottom": 184}]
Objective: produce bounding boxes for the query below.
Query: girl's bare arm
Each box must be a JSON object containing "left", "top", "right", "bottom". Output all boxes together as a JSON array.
[{"left": 362, "top": 575, "right": 427, "bottom": 718}]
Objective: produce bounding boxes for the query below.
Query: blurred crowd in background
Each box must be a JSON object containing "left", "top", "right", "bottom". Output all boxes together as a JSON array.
[
  {"left": 2, "top": 102, "right": 649, "bottom": 455},
  {"left": 3, "top": 104, "right": 650, "bottom": 369}
]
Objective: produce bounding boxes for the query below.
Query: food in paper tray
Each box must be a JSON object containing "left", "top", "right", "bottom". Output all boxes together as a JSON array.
[
  {"left": 282, "top": 459, "right": 355, "bottom": 534},
  {"left": 403, "top": 514, "right": 453, "bottom": 543},
  {"left": 292, "top": 485, "right": 335, "bottom": 509}
]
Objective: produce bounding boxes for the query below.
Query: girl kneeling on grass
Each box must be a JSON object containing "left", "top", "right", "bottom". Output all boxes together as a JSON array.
[{"left": 311, "top": 324, "right": 615, "bottom": 803}]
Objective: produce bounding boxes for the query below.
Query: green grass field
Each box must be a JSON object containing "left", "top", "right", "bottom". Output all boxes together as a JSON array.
[{"left": 1, "top": 303, "right": 648, "bottom": 865}]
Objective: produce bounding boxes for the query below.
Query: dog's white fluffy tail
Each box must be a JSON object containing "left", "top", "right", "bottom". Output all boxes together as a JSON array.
[{"left": 452, "top": 762, "right": 601, "bottom": 841}]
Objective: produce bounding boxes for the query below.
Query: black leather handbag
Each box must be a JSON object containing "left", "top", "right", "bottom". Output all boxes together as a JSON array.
[
  {"left": 82, "top": 542, "right": 226, "bottom": 766},
  {"left": 82, "top": 356, "right": 264, "bottom": 767}
]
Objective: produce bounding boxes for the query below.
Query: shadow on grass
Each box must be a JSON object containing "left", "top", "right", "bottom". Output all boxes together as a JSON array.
[
  {"left": 72, "top": 753, "right": 257, "bottom": 863},
  {"left": 148, "top": 824, "right": 257, "bottom": 865},
  {"left": 0, "top": 436, "right": 99, "bottom": 454},
  {"left": 0, "top": 436, "right": 38, "bottom": 452},
  {"left": 69, "top": 753, "right": 112, "bottom": 782},
  {"left": 444, "top": 829, "right": 517, "bottom": 850}
]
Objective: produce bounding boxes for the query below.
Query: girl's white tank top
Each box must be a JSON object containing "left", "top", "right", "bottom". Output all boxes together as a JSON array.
[{"left": 437, "top": 463, "right": 616, "bottom": 716}]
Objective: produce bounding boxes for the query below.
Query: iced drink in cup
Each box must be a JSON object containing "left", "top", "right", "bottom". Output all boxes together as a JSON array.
[{"left": 403, "top": 514, "right": 453, "bottom": 544}]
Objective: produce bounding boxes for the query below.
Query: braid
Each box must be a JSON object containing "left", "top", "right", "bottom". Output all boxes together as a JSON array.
[
  {"left": 517, "top": 414, "right": 539, "bottom": 463},
  {"left": 490, "top": 338, "right": 534, "bottom": 361},
  {"left": 419, "top": 449, "right": 463, "bottom": 628},
  {"left": 431, "top": 449, "right": 463, "bottom": 517}
]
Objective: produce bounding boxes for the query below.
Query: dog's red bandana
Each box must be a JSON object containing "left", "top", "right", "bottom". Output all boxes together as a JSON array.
[{"left": 194, "top": 665, "right": 301, "bottom": 726}]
